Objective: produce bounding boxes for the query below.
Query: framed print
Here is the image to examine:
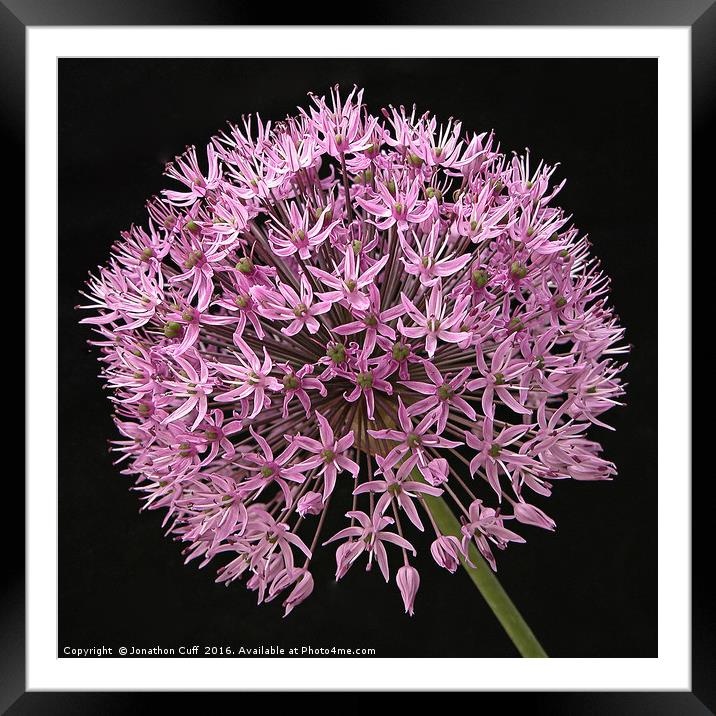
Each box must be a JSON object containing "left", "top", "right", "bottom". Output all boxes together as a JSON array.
[
  {"left": 6, "top": 0, "right": 706, "bottom": 710},
  {"left": 58, "top": 54, "right": 658, "bottom": 664}
]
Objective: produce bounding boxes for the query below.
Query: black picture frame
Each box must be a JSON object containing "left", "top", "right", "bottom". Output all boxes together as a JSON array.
[{"left": 5, "top": 1, "right": 705, "bottom": 710}]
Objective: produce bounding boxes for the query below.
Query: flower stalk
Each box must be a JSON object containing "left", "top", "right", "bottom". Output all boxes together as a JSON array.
[{"left": 423, "top": 489, "right": 548, "bottom": 657}]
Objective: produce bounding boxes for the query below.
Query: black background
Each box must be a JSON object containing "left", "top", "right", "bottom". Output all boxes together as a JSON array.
[{"left": 59, "top": 58, "right": 657, "bottom": 659}]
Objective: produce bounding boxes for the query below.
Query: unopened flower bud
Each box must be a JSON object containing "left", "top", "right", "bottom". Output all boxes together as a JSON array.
[
  {"left": 283, "top": 571, "right": 314, "bottom": 617},
  {"left": 514, "top": 502, "right": 556, "bottom": 531},
  {"left": 396, "top": 565, "right": 420, "bottom": 616},
  {"left": 297, "top": 491, "right": 323, "bottom": 517},
  {"left": 430, "top": 536, "right": 461, "bottom": 573}
]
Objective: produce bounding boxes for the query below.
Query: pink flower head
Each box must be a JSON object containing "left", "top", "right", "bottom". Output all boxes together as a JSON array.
[
  {"left": 401, "top": 360, "right": 476, "bottom": 433},
  {"left": 461, "top": 499, "right": 526, "bottom": 571},
  {"left": 277, "top": 362, "right": 327, "bottom": 418},
  {"left": 81, "top": 86, "right": 626, "bottom": 615},
  {"left": 333, "top": 284, "right": 405, "bottom": 356},
  {"left": 310, "top": 246, "right": 389, "bottom": 311},
  {"left": 161, "top": 351, "right": 215, "bottom": 431},
  {"left": 292, "top": 411, "right": 358, "bottom": 499},
  {"left": 399, "top": 220, "right": 472, "bottom": 286},
  {"left": 465, "top": 416, "right": 535, "bottom": 499},
  {"left": 163, "top": 144, "right": 221, "bottom": 206},
  {"left": 399, "top": 282, "right": 471, "bottom": 357},
  {"left": 324, "top": 509, "right": 416, "bottom": 581},
  {"left": 213, "top": 338, "right": 280, "bottom": 418},
  {"left": 268, "top": 202, "right": 339, "bottom": 260},
  {"left": 265, "top": 277, "right": 332, "bottom": 337},
  {"left": 356, "top": 176, "right": 436, "bottom": 231},
  {"left": 308, "top": 85, "right": 377, "bottom": 157},
  {"left": 466, "top": 342, "right": 532, "bottom": 419},
  {"left": 368, "top": 397, "right": 461, "bottom": 487},
  {"left": 241, "top": 427, "right": 309, "bottom": 508},
  {"left": 342, "top": 352, "right": 394, "bottom": 421},
  {"left": 353, "top": 453, "right": 443, "bottom": 531}
]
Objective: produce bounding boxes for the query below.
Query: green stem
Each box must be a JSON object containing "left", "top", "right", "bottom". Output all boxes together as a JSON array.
[{"left": 422, "top": 491, "right": 548, "bottom": 658}]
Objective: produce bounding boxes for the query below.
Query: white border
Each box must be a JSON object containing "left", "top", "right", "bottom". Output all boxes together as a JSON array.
[{"left": 27, "top": 26, "right": 691, "bottom": 691}]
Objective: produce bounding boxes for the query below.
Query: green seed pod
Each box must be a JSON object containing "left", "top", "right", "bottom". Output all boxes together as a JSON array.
[
  {"left": 236, "top": 257, "right": 254, "bottom": 274},
  {"left": 472, "top": 269, "right": 489, "bottom": 288},
  {"left": 163, "top": 321, "right": 181, "bottom": 339},
  {"left": 510, "top": 261, "right": 528, "bottom": 280},
  {"left": 327, "top": 343, "right": 347, "bottom": 364}
]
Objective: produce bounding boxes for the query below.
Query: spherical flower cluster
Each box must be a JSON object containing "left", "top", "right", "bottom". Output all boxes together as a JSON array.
[{"left": 80, "top": 87, "right": 626, "bottom": 616}]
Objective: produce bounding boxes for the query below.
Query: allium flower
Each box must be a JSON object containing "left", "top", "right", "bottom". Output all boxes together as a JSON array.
[{"left": 80, "top": 86, "right": 627, "bottom": 617}]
